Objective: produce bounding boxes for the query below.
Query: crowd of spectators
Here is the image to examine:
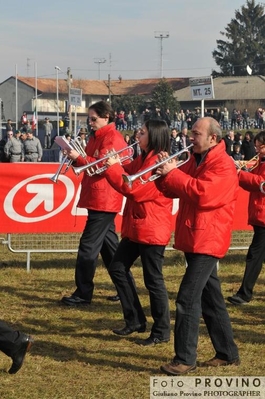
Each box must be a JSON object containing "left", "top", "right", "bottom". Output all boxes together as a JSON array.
[
  {"left": 222, "top": 129, "right": 256, "bottom": 161},
  {"left": 110, "top": 106, "right": 264, "bottom": 132},
  {"left": 0, "top": 106, "right": 263, "bottom": 163}
]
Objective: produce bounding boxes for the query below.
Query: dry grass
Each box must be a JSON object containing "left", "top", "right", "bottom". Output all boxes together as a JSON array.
[{"left": 0, "top": 246, "right": 264, "bottom": 399}]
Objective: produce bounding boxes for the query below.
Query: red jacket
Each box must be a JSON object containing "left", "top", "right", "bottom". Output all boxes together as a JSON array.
[
  {"left": 239, "top": 159, "right": 265, "bottom": 227},
  {"left": 76, "top": 123, "right": 126, "bottom": 212},
  {"left": 104, "top": 152, "right": 173, "bottom": 245},
  {"left": 156, "top": 140, "right": 239, "bottom": 258}
]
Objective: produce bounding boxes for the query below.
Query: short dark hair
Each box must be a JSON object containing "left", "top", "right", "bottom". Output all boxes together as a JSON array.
[
  {"left": 254, "top": 130, "right": 265, "bottom": 145},
  {"left": 88, "top": 101, "right": 115, "bottom": 122},
  {"left": 245, "top": 130, "right": 254, "bottom": 140},
  {"left": 143, "top": 119, "right": 170, "bottom": 156}
]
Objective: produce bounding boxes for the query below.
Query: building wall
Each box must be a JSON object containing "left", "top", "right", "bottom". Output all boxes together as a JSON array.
[{"left": 0, "top": 77, "right": 35, "bottom": 123}]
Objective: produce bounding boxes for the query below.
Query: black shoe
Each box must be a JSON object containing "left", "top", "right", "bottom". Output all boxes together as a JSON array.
[
  {"left": 113, "top": 324, "right": 146, "bottom": 336},
  {"left": 61, "top": 295, "right": 91, "bottom": 306},
  {"left": 227, "top": 295, "right": 249, "bottom": 305},
  {"left": 137, "top": 336, "right": 169, "bottom": 346},
  {"left": 9, "top": 335, "right": 34, "bottom": 374},
  {"left": 106, "top": 295, "right": 120, "bottom": 302}
]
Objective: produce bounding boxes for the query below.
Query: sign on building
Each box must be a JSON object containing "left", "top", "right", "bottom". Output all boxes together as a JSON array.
[
  {"left": 189, "top": 76, "right": 214, "bottom": 100},
  {"left": 69, "top": 88, "right": 82, "bottom": 107}
]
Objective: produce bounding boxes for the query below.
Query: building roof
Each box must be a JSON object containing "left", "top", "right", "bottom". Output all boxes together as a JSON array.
[
  {"left": 9, "top": 76, "right": 189, "bottom": 96},
  {"left": 174, "top": 75, "right": 265, "bottom": 102}
]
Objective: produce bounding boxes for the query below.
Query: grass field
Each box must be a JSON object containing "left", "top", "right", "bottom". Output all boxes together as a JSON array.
[{"left": 0, "top": 245, "right": 264, "bottom": 399}]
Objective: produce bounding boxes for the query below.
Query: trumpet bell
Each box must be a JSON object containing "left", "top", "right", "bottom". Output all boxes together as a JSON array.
[
  {"left": 49, "top": 173, "right": 60, "bottom": 183},
  {"left": 260, "top": 181, "right": 265, "bottom": 194}
]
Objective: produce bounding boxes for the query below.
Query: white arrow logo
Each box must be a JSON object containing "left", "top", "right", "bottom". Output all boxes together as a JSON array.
[
  {"left": 4, "top": 174, "right": 75, "bottom": 223},
  {"left": 26, "top": 184, "right": 54, "bottom": 213}
]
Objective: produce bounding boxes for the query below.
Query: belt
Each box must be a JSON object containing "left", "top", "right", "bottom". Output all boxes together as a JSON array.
[
  {"left": 11, "top": 153, "right": 22, "bottom": 155},
  {"left": 26, "top": 152, "right": 38, "bottom": 155}
]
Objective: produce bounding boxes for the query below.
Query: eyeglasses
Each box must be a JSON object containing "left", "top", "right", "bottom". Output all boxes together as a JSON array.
[
  {"left": 88, "top": 116, "right": 98, "bottom": 122},
  {"left": 255, "top": 144, "right": 265, "bottom": 150}
]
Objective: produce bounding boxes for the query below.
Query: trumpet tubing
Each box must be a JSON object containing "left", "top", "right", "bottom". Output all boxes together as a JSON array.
[
  {"left": 72, "top": 142, "right": 137, "bottom": 176},
  {"left": 50, "top": 135, "right": 87, "bottom": 183},
  {"left": 123, "top": 144, "right": 193, "bottom": 187},
  {"left": 233, "top": 155, "right": 259, "bottom": 172}
]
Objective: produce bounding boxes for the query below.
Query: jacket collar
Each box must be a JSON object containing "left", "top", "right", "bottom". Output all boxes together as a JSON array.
[{"left": 94, "top": 122, "right": 115, "bottom": 138}]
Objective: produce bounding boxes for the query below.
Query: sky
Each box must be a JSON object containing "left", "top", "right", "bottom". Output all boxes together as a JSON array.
[{"left": 0, "top": 0, "right": 251, "bottom": 83}]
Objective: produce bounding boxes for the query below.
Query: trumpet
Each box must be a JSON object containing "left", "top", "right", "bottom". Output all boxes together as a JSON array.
[
  {"left": 50, "top": 136, "right": 87, "bottom": 183},
  {"left": 72, "top": 142, "right": 137, "bottom": 176},
  {"left": 233, "top": 155, "right": 259, "bottom": 172},
  {"left": 122, "top": 144, "right": 193, "bottom": 187}
]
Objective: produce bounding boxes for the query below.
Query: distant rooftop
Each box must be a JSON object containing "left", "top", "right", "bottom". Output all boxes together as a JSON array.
[{"left": 8, "top": 76, "right": 190, "bottom": 96}]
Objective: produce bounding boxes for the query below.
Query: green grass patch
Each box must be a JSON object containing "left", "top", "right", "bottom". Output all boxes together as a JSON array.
[{"left": 0, "top": 247, "right": 264, "bottom": 399}]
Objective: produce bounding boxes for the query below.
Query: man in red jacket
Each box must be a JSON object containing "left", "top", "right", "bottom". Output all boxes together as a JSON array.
[
  {"left": 156, "top": 117, "right": 240, "bottom": 375},
  {"left": 61, "top": 101, "right": 128, "bottom": 306},
  {"left": 228, "top": 130, "right": 265, "bottom": 305}
]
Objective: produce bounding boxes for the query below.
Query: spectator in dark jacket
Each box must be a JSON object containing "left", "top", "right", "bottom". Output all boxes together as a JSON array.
[
  {"left": 170, "top": 128, "right": 179, "bottom": 155},
  {"left": 222, "top": 130, "right": 235, "bottom": 156},
  {"left": 241, "top": 131, "right": 256, "bottom": 160}
]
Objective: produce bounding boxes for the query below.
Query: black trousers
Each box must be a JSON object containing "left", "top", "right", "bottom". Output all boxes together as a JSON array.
[
  {"left": 73, "top": 210, "right": 119, "bottom": 302},
  {"left": 174, "top": 253, "right": 238, "bottom": 365},
  {"left": 237, "top": 225, "right": 265, "bottom": 301},
  {"left": 0, "top": 320, "right": 24, "bottom": 357},
  {"left": 108, "top": 238, "right": 170, "bottom": 340}
]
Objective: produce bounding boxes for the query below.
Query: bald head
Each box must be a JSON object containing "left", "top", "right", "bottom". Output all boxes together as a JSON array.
[{"left": 191, "top": 117, "right": 222, "bottom": 154}]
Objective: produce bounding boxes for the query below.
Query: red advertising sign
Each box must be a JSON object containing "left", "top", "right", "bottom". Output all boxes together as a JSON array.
[{"left": 0, "top": 163, "right": 251, "bottom": 234}]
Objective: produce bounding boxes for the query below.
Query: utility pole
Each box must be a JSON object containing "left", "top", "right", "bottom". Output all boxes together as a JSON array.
[
  {"left": 108, "top": 74, "right": 111, "bottom": 104},
  {"left": 55, "top": 66, "right": 61, "bottom": 136},
  {"left": 26, "top": 58, "right": 34, "bottom": 77},
  {"left": 94, "top": 58, "right": 106, "bottom": 79},
  {"left": 154, "top": 31, "right": 169, "bottom": 78},
  {"left": 67, "top": 67, "right": 72, "bottom": 133},
  {"left": 108, "top": 53, "right": 112, "bottom": 104}
]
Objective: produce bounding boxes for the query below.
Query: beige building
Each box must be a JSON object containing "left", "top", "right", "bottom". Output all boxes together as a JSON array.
[
  {"left": 0, "top": 76, "right": 189, "bottom": 123},
  {"left": 1, "top": 74, "right": 265, "bottom": 124}
]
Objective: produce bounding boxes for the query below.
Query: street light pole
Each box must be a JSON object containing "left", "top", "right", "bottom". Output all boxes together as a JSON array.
[
  {"left": 94, "top": 58, "right": 106, "bottom": 79},
  {"left": 55, "top": 66, "right": 61, "bottom": 136},
  {"left": 154, "top": 31, "right": 169, "bottom": 78}
]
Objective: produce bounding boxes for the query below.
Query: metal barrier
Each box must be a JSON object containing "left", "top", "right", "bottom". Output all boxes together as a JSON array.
[{"left": 1, "top": 230, "right": 254, "bottom": 272}]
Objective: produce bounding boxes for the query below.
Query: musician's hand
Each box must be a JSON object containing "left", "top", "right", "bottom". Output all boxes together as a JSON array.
[
  {"left": 156, "top": 151, "right": 177, "bottom": 176},
  {"left": 157, "top": 151, "right": 169, "bottom": 162},
  {"left": 105, "top": 153, "right": 121, "bottom": 167},
  {"left": 66, "top": 149, "right": 80, "bottom": 160}
]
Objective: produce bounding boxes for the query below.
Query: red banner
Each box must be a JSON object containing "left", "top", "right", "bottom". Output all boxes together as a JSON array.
[{"left": 0, "top": 163, "right": 251, "bottom": 234}]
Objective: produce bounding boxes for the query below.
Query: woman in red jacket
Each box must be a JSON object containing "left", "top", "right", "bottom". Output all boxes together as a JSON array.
[
  {"left": 228, "top": 130, "right": 265, "bottom": 305},
  {"left": 61, "top": 101, "right": 128, "bottom": 306},
  {"left": 104, "top": 119, "right": 173, "bottom": 346}
]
